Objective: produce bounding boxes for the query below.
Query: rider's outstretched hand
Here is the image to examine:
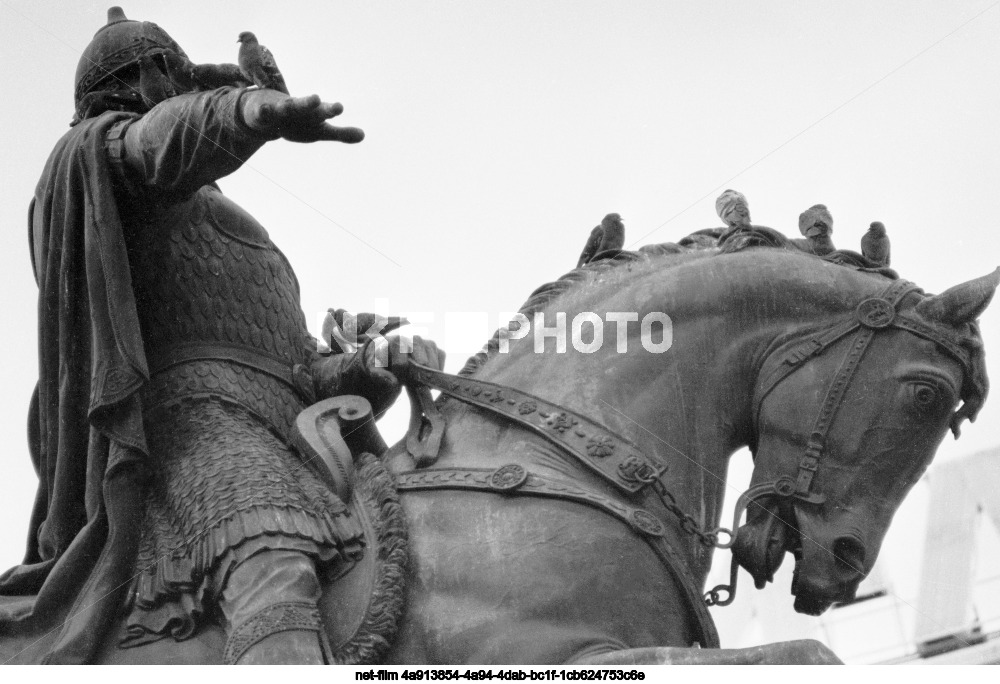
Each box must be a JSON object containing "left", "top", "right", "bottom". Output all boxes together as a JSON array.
[{"left": 243, "top": 90, "right": 364, "bottom": 143}]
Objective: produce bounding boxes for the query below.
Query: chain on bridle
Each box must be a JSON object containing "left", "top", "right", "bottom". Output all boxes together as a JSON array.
[
  {"left": 396, "top": 278, "right": 975, "bottom": 609},
  {"left": 705, "top": 278, "right": 977, "bottom": 605}
]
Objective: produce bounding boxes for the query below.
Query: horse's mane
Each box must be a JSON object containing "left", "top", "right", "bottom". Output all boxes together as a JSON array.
[
  {"left": 459, "top": 226, "right": 895, "bottom": 376},
  {"left": 458, "top": 225, "right": 988, "bottom": 430}
]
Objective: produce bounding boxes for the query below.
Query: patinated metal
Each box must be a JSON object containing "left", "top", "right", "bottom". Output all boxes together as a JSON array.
[
  {"left": 395, "top": 358, "right": 665, "bottom": 494},
  {"left": 1, "top": 7, "right": 996, "bottom": 667},
  {"left": 395, "top": 465, "right": 721, "bottom": 648}
]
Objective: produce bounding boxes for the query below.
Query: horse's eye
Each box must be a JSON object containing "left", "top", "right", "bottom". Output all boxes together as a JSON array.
[{"left": 910, "top": 383, "right": 939, "bottom": 409}]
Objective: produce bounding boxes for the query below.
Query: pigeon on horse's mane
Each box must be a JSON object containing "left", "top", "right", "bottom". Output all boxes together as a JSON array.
[
  {"left": 861, "top": 221, "right": 891, "bottom": 266},
  {"left": 576, "top": 213, "right": 626, "bottom": 267}
]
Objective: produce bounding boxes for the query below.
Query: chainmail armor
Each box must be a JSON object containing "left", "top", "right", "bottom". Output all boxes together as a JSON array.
[
  {"left": 121, "top": 184, "right": 360, "bottom": 647},
  {"left": 127, "top": 187, "right": 312, "bottom": 367}
]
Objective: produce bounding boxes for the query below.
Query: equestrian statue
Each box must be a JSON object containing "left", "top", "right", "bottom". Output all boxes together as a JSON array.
[{"left": 0, "top": 7, "right": 996, "bottom": 666}]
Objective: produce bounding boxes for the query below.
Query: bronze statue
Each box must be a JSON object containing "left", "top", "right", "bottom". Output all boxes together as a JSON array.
[
  {"left": 0, "top": 7, "right": 441, "bottom": 665},
  {"left": 377, "top": 228, "right": 994, "bottom": 664},
  {"left": 1, "top": 6, "right": 996, "bottom": 667}
]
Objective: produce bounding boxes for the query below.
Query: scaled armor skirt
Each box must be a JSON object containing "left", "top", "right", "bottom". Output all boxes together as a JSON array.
[{"left": 121, "top": 361, "right": 364, "bottom": 647}]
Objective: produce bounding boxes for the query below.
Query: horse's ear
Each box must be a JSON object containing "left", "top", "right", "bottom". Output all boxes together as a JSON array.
[{"left": 915, "top": 267, "right": 1000, "bottom": 326}]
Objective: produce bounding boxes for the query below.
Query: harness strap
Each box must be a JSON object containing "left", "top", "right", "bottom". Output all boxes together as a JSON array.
[
  {"left": 397, "top": 465, "right": 721, "bottom": 649},
  {"left": 754, "top": 279, "right": 921, "bottom": 497},
  {"left": 395, "top": 360, "right": 665, "bottom": 495}
]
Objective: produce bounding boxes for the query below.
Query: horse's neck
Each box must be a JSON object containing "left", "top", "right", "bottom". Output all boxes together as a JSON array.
[
  {"left": 475, "top": 253, "right": 860, "bottom": 459},
  {"left": 453, "top": 252, "right": 880, "bottom": 577}
]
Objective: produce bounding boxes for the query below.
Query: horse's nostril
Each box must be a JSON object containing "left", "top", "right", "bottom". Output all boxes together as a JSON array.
[{"left": 832, "top": 536, "right": 866, "bottom": 576}]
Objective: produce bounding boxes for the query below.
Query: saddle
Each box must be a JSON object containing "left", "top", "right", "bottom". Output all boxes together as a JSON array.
[{"left": 289, "top": 396, "right": 407, "bottom": 664}]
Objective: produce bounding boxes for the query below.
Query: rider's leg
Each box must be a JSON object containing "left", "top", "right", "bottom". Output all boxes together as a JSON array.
[{"left": 218, "top": 549, "right": 330, "bottom": 665}]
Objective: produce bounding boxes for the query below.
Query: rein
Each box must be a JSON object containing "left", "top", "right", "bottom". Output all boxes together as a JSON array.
[
  {"left": 391, "top": 356, "right": 728, "bottom": 648},
  {"left": 393, "top": 358, "right": 728, "bottom": 549},
  {"left": 391, "top": 279, "right": 974, "bottom": 634},
  {"left": 746, "top": 277, "right": 971, "bottom": 506}
]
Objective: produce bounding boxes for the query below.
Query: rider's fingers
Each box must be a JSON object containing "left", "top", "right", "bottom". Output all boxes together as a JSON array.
[
  {"left": 369, "top": 336, "right": 391, "bottom": 369},
  {"left": 408, "top": 335, "right": 425, "bottom": 365},
  {"left": 314, "top": 124, "right": 365, "bottom": 143}
]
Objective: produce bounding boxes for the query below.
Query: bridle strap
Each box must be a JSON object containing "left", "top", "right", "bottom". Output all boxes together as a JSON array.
[
  {"left": 759, "top": 279, "right": 922, "bottom": 497},
  {"left": 708, "top": 280, "right": 920, "bottom": 605},
  {"left": 752, "top": 318, "right": 861, "bottom": 424}
]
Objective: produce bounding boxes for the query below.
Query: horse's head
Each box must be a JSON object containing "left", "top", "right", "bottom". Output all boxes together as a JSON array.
[{"left": 735, "top": 268, "right": 999, "bottom": 615}]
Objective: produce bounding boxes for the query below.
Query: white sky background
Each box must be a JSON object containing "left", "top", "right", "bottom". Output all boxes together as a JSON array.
[{"left": 0, "top": 0, "right": 998, "bottom": 657}]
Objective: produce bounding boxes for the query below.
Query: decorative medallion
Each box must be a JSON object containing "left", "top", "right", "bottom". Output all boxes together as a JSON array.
[
  {"left": 855, "top": 297, "right": 895, "bottom": 329},
  {"left": 586, "top": 436, "right": 616, "bottom": 458},
  {"left": 517, "top": 400, "right": 537, "bottom": 415},
  {"left": 489, "top": 464, "right": 528, "bottom": 491},
  {"left": 630, "top": 510, "right": 665, "bottom": 537},
  {"left": 489, "top": 390, "right": 506, "bottom": 403},
  {"left": 546, "top": 412, "right": 578, "bottom": 434}
]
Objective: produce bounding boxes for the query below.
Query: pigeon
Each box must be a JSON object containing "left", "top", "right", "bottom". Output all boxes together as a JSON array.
[
  {"left": 797, "top": 204, "right": 836, "bottom": 256},
  {"left": 138, "top": 55, "right": 175, "bottom": 108},
  {"left": 162, "top": 52, "right": 199, "bottom": 93},
  {"left": 598, "top": 213, "right": 626, "bottom": 252},
  {"left": 716, "top": 189, "right": 751, "bottom": 228},
  {"left": 191, "top": 62, "right": 252, "bottom": 90},
  {"left": 861, "top": 221, "right": 891, "bottom": 266},
  {"left": 577, "top": 225, "right": 603, "bottom": 268},
  {"left": 237, "top": 31, "right": 289, "bottom": 94},
  {"left": 322, "top": 309, "right": 409, "bottom": 354},
  {"left": 576, "top": 213, "right": 626, "bottom": 267}
]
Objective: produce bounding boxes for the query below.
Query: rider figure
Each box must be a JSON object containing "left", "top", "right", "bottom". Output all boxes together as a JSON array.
[{"left": 0, "top": 7, "right": 434, "bottom": 664}]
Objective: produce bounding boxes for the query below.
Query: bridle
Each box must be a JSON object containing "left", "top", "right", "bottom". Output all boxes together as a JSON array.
[
  {"left": 393, "top": 277, "right": 975, "bottom": 621},
  {"left": 705, "top": 278, "right": 976, "bottom": 605}
]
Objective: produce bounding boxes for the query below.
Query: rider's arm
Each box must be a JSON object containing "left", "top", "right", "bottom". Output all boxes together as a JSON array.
[
  {"left": 110, "top": 87, "right": 276, "bottom": 197},
  {"left": 108, "top": 88, "right": 362, "bottom": 198}
]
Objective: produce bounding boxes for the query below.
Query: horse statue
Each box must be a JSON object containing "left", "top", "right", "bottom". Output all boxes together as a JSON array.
[
  {"left": 373, "top": 228, "right": 996, "bottom": 665},
  {"left": 4, "top": 227, "right": 993, "bottom": 665}
]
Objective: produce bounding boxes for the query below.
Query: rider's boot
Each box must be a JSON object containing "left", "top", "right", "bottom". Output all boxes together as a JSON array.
[{"left": 219, "top": 549, "right": 331, "bottom": 665}]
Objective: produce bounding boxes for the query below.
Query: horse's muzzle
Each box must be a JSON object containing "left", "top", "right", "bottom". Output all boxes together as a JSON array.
[{"left": 790, "top": 532, "right": 867, "bottom": 616}]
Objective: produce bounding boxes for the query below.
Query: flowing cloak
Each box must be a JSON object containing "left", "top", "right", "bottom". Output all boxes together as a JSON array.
[
  {"left": 0, "top": 110, "right": 151, "bottom": 664},
  {"left": 0, "top": 90, "right": 394, "bottom": 664}
]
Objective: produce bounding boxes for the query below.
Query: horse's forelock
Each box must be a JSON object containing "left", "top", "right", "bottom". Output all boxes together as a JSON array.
[
  {"left": 900, "top": 292, "right": 990, "bottom": 434},
  {"left": 950, "top": 321, "right": 989, "bottom": 434}
]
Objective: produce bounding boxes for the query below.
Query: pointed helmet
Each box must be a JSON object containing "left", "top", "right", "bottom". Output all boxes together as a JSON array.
[{"left": 72, "top": 7, "right": 187, "bottom": 123}]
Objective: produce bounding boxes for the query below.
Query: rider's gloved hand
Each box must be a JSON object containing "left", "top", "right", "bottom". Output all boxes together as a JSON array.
[
  {"left": 367, "top": 334, "right": 446, "bottom": 379},
  {"left": 242, "top": 90, "right": 365, "bottom": 143}
]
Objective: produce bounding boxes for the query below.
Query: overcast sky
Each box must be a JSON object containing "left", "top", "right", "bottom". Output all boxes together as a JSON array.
[{"left": 0, "top": 0, "right": 997, "bottom": 654}]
